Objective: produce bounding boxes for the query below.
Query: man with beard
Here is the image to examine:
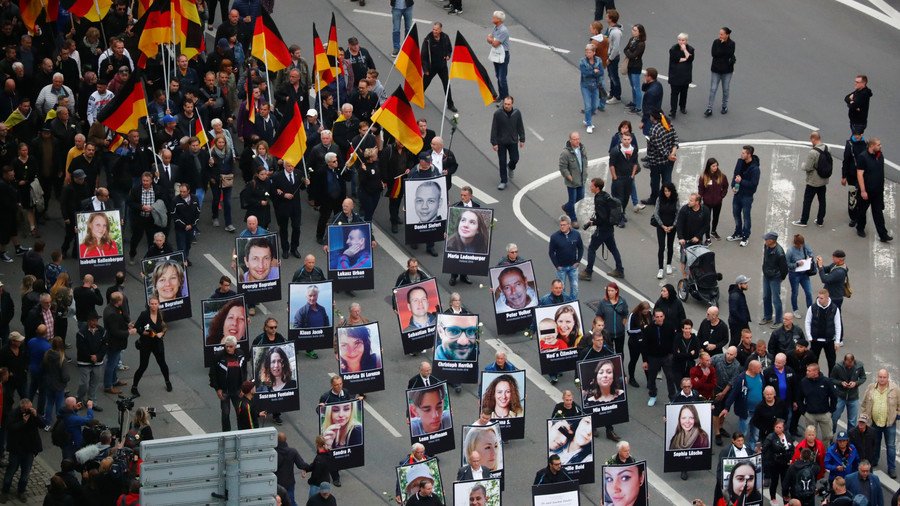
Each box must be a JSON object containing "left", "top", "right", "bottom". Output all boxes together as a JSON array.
[
  {"left": 494, "top": 266, "right": 537, "bottom": 312},
  {"left": 434, "top": 314, "right": 477, "bottom": 361}
]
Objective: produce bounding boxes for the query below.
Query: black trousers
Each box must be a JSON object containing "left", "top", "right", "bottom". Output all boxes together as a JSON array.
[
  {"left": 810, "top": 340, "right": 837, "bottom": 374},
  {"left": 132, "top": 338, "right": 171, "bottom": 388},
  {"left": 61, "top": 218, "right": 77, "bottom": 257},
  {"left": 856, "top": 194, "right": 888, "bottom": 238},
  {"left": 709, "top": 203, "right": 722, "bottom": 234},
  {"left": 423, "top": 65, "right": 454, "bottom": 108},
  {"left": 275, "top": 206, "right": 301, "bottom": 252},
  {"left": 129, "top": 215, "right": 156, "bottom": 258},
  {"left": 656, "top": 226, "right": 676, "bottom": 269},
  {"left": 315, "top": 198, "right": 342, "bottom": 240},
  {"left": 626, "top": 334, "right": 642, "bottom": 379},
  {"left": 611, "top": 177, "right": 633, "bottom": 214},
  {"left": 644, "top": 354, "right": 676, "bottom": 400},
  {"left": 799, "top": 185, "right": 826, "bottom": 225},
  {"left": 670, "top": 84, "right": 689, "bottom": 113},
  {"left": 389, "top": 196, "right": 402, "bottom": 225},
  {"left": 594, "top": 0, "right": 615, "bottom": 20}
]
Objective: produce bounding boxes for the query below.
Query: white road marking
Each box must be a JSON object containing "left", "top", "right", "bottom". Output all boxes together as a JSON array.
[
  {"left": 163, "top": 404, "right": 206, "bottom": 436},
  {"left": 508, "top": 37, "right": 570, "bottom": 54},
  {"left": 766, "top": 145, "right": 798, "bottom": 246},
  {"left": 351, "top": 10, "right": 569, "bottom": 54},
  {"left": 327, "top": 373, "right": 403, "bottom": 438},
  {"left": 830, "top": 0, "right": 900, "bottom": 30},
  {"left": 204, "top": 253, "right": 269, "bottom": 314},
  {"left": 527, "top": 127, "right": 545, "bottom": 143},
  {"left": 756, "top": 107, "right": 819, "bottom": 131},
  {"left": 452, "top": 176, "right": 499, "bottom": 204},
  {"left": 871, "top": 184, "right": 897, "bottom": 279},
  {"left": 642, "top": 70, "right": 697, "bottom": 88}
]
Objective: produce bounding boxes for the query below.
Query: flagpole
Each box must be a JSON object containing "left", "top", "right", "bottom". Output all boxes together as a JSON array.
[
  {"left": 262, "top": 47, "right": 274, "bottom": 106},
  {"left": 316, "top": 73, "right": 323, "bottom": 120},
  {"left": 301, "top": 158, "right": 309, "bottom": 181},
  {"left": 439, "top": 45, "right": 456, "bottom": 139},
  {"left": 162, "top": 45, "right": 169, "bottom": 105},
  {"left": 95, "top": 0, "right": 108, "bottom": 48},
  {"left": 145, "top": 116, "right": 158, "bottom": 160},
  {"left": 379, "top": 23, "right": 416, "bottom": 106},
  {"left": 196, "top": 113, "right": 212, "bottom": 156}
]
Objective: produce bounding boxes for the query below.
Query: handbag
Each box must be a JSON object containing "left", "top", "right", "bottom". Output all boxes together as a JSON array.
[
  {"left": 650, "top": 215, "right": 659, "bottom": 228},
  {"left": 488, "top": 45, "right": 505, "bottom": 64},
  {"left": 804, "top": 247, "right": 817, "bottom": 277},
  {"left": 619, "top": 57, "right": 628, "bottom": 75},
  {"left": 220, "top": 174, "right": 234, "bottom": 188}
]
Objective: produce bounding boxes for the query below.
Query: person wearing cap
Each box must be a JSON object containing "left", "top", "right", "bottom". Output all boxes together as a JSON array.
[
  {"left": 760, "top": 231, "right": 788, "bottom": 329},
  {"left": 155, "top": 114, "right": 182, "bottom": 155},
  {"left": 306, "top": 481, "right": 336, "bottom": 506},
  {"left": 848, "top": 413, "right": 878, "bottom": 466},
  {"left": 75, "top": 312, "right": 107, "bottom": 412},
  {"left": 816, "top": 250, "right": 848, "bottom": 309},
  {"left": 304, "top": 108, "right": 322, "bottom": 149},
  {"left": 824, "top": 431, "right": 860, "bottom": 482},
  {"left": 727, "top": 274, "right": 751, "bottom": 344}
]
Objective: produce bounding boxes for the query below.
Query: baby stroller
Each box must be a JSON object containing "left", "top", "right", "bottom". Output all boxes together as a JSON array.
[{"left": 676, "top": 244, "right": 722, "bottom": 307}]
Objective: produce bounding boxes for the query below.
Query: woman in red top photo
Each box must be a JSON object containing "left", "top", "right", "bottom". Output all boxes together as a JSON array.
[{"left": 79, "top": 212, "right": 119, "bottom": 258}]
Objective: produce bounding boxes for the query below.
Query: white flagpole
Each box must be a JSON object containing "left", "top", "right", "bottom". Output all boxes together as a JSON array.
[
  {"left": 263, "top": 47, "right": 274, "bottom": 106},
  {"left": 439, "top": 45, "right": 456, "bottom": 139}
]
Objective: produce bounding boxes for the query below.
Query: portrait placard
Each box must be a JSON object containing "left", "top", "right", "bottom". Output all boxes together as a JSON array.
[
  {"left": 76, "top": 210, "right": 125, "bottom": 279},
  {"left": 442, "top": 206, "right": 493, "bottom": 276},
  {"left": 488, "top": 260, "right": 539, "bottom": 334},
  {"left": 142, "top": 251, "right": 191, "bottom": 321},
  {"left": 577, "top": 355, "right": 629, "bottom": 426},
  {"left": 326, "top": 223, "right": 374, "bottom": 291},
  {"left": 546, "top": 415, "right": 595, "bottom": 484},
  {"left": 404, "top": 176, "right": 448, "bottom": 244},
  {"left": 337, "top": 322, "right": 385, "bottom": 393},
  {"left": 234, "top": 233, "right": 281, "bottom": 304},
  {"left": 201, "top": 294, "right": 249, "bottom": 367},
  {"left": 663, "top": 402, "right": 713, "bottom": 472},
  {"left": 288, "top": 281, "right": 334, "bottom": 349},
  {"left": 479, "top": 370, "right": 526, "bottom": 441},
  {"left": 534, "top": 302, "right": 583, "bottom": 375},
  {"left": 252, "top": 342, "right": 299, "bottom": 413},
  {"left": 319, "top": 399, "right": 365, "bottom": 470},
  {"left": 407, "top": 382, "right": 455, "bottom": 454},
  {"left": 394, "top": 278, "right": 441, "bottom": 355},
  {"left": 432, "top": 313, "right": 480, "bottom": 384}
]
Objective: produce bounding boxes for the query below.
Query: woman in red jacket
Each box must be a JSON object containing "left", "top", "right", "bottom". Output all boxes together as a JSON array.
[{"left": 790, "top": 425, "right": 826, "bottom": 480}]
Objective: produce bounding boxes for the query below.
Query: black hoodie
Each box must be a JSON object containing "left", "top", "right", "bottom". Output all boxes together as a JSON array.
[{"left": 654, "top": 284, "right": 686, "bottom": 328}]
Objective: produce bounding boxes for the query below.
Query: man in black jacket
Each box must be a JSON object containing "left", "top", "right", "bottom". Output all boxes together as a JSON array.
[
  {"left": 580, "top": 178, "right": 624, "bottom": 280},
  {"left": 208, "top": 336, "right": 247, "bottom": 432},
  {"left": 489, "top": 96, "right": 525, "bottom": 191},
  {"left": 59, "top": 170, "right": 91, "bottom": 258},
  {"left": 422, "top": 23, "right": 455, "bottom": 112},
  {"left": 844, "top": 75, "right": 871, "bottom": 134},
  {"left": 275, "top": 432, "right": 308, "bottom": 506},
  {"left": 768, "top": 313, "right": 806, "bottom": 357},
  {"left": 855, "top": 138, "right": 892, "bottom": 242},
  {"left": 841, "top": 131, "right": 866, "bottom": 227},
  {"left": 102, "top": 292, "right": 133, "bottom": 395},
  {"left": 72, "top": 274, "right": 103, "bottom": 326},
  {"left": 848, "top": 414, "right": 878, "bottom": 465},
  {"left": 760, "top": 232, "right": 788, "bottom": 328},
  {"left": 127, "top": 172, "right": 166, "bottom": 262},
  {"left": 271, "top": 163, "right": 308, "bottom": 259},
  {"left": 75, "top": 312, "right": 106, "bottom": 411},
  {"left": 642, "top": 308, "right": 677, "bottom": 405},
  {"left": 727, "top": 275, "right": 751, "bottom": 345},
  {"left": 533, "top": 455, "right": 572, "bottom": 485},
  {"left": 0, "top": 282, "right": 13, "bottom": 342},
  {"left": 310, "top": 153, "right": 351, "bottom": 245},
  {"left": 796, "top": 362, "right": 837, "bottom": 442},
  {"left": 675, "top": 193, "right": 711, "bottom": 274},
  {"left": 408, "top": 361, "right": 443, "bottom": 389},
  {"left": 1, "top": 398, "right": 43, "bottom": 501}
]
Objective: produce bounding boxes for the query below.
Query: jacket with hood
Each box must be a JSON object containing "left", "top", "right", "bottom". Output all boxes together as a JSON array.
[
  {"left": 731, "top": 155, "right": 760, "bottom": 198},
  {"left": 783, "top": 457, "right": 821, "bottom": 497},
  {"left": 276, "top": 439, "right": 310, "bottom": 489},
  {"left": 727, "top": 283, "right": 751, "bottom": 329},
  {"left": 654, "top": 284, "right": 686, "bottom": 328},
  {"left": 824, "top": 442, "right": 859, "bottom": 481},
  {"left": 558, "top": 141, "right": 588, "bottom": 189}
]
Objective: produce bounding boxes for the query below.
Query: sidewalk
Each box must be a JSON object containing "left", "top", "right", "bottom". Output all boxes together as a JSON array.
[{"left": 0, "top": 454, "right": 55, "bottom": 505}]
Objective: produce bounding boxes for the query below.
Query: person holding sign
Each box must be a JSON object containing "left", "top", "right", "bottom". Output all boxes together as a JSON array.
[
  {"left": 533, "top": 455, "right": 573, "bottom": 485},
  {"left": 321, "top": 401, "right": 362, "bottom": 449},
  {"left": 79, "top": 212, "right": 119, "bottom": 258},
  {"left": 482, "top": 374, "right": 524, "bottom": 418}
]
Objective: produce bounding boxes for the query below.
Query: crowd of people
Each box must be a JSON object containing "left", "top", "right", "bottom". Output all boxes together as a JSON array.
[{"left": 0, "top": 0, "right": 890, "bottom": 505}]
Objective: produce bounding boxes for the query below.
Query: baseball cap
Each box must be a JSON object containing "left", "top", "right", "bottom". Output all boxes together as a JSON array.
[
  {"left": 72, "top": 169, "right": 87, "bottom": 180},
  {"left": 217, "top": 38, "right": 229, "bottom": 50},
  {"left": 162, "top": 114, "right": 177, "bottom": 124},
  {"left": 857, "top": 414, "right": 868, "bottom": 424},
  {"left": 836, "top": 431, "right": 849, "bottom": 441},
  {"left": 306, "top": 108, "right": 318, "bottom": 117},
  {"left": 763, "top": 231, "right": 778, "bottom": 241},
  {"left": 735, "top": 275, "right": 750, "bottom": 284},
  {"left": 418, "top": 150, "right": 432, "bottom": 161},
  {"left": 8, "top": 331, "right": 23, "bottom": 342}
]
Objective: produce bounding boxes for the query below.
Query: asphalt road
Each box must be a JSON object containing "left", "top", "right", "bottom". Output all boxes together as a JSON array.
[{"left": 3, "top": 0, "right": 898, "bottom": 505}]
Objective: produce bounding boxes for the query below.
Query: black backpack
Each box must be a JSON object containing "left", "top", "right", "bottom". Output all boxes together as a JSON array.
[
  {"left": 793, "top": 463, "right": 817, "bottom": 499},
  {"left": 813, "top": 146, "right": 833, "bottom": 179},
  {"left": 606, "top": 195, "right": 624, "bottom": 226},
  {"left": 51, "top": 416, "right": 71, "bottom": 447}
]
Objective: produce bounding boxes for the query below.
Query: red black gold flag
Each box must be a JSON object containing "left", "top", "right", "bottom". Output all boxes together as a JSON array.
[
  {"left": 97, "top": 76, "right": 149, "bottom": 135},
  {"left": 370, "top": 86, "right": 423, "bottom": 155},
  {"left": 395, "top": 25, "right": 424, "bottom": 108},
  {"left": 251, "top": 10, "right": 292, "bottom": 72},
  {"left": 270, "top": 103, "right": 308, "bottom": 167},
  {"left": 449, "top": 32, "right": 498, "bottom": 106}
]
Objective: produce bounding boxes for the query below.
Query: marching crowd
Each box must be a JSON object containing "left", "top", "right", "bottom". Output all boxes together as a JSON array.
[{"left": 0, "top": 0, "right": 890, "bottom": 505}]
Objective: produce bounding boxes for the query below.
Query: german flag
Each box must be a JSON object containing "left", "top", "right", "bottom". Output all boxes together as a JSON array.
[
  {"left": 371, "top": 86, "right": 423, "bottom": 155},
  {"left": 269, "top": 103, "right": 308, "bottom": 167},
  {"left": 395, "top": 25, "right": 424, "bottom": 108},
  {"left": 173, "top": 0, "right": 205, "bottom": 59},
  {"left": 449, "top": 32, "right": 497, "bottom": 106},
  {"left": 96, "top": 75, "right": 149, "bottom": 135},
  {"left": 194, "top": 116, "right": 208, "bottom": 147},
  {"left": 136, "top": 0, "right": 151, "bottom": 17},
  {"left": 388, "top": 175, "right": 403, "bottom": 199},
  {"left": 61, "top": 0, "right": 112, "bottom": 22},
  {"left": 108, "top": 133, "right": 125, "bottom": 153},
  {"left": 326, "top": 13, "right": 342, "bottom": 78},
  {"left": 45, "top": 0, "right": 59, "bottom": 22},
  {"left": 134, "top": 0, "right": 172, "bottom": 61},
  {"left": 19, "top": 0, "right": 43, "bottom": 32},
  {"left": 312, "top": 24, "right": 335, "bottom": 91},
  {"left": 251, "top": 10, "right": 291, "bottom": 72},
  {"left": 245, "top": 77, "right": 256, "bottom": 124}
]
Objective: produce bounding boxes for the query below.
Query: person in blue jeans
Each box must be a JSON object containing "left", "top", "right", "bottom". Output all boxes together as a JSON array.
[
  {"left": 559, "top": 132, "right": 588, "bottom": 226},
  {"left": 623, "top": 24, "right": 646, "bottom": 113},
  {"left": 603, "top": 10, "right": 623, "bottom": 104},
  {"left": 390, "top": 0, "right": 414, "bottom": 56},
  {"left": 760, "top": 232, "right": 788, "bottom": 327},
  {"left": 727, "top": 146, "right": 760, "bottom": 246},
  {"left": 548, "top": 216, "right": 584, "bottom": 301},
  {"left": 579, "top": 44, "right": 604, "bottom": 134},
  {"left": 785, "top": 234, "right": 815, "bottom": 316},
  {"left": 488, "top": 11, "right": 510, "bottom": 100}
]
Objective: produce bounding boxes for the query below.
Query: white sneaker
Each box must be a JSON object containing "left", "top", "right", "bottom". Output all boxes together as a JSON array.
[
  {"left": 635, "top": 203, "right": 646, "bottom": 212},
  {"left": 726, "top": 234, "right": 742, "bottom": 242},
  {"left": 497, "top": 182, "right": 507, "bottom": 190},
  {"left": 791, "top": 220, "right": 808, "bottom": 227},
  {"left": 212, "top": 219, "right": 220, "bottom": 227},
  {"left": 586, "top": 125, "right": 594, "bottom": 134},
  {"left": 665, "top": 265, "right": 673, "bottom": 275},
  {"left": 793, "top": 310, "right": 802, "bottom": 319},
  {"left": 647, "top": 397, "right": 657, "bottom": 407},
  {"left": 606, "top": 97, "right": 620, "bottom": 104},
  {"left": 739, "top": 240, "right": 748, "bottom": 247},
  {"left": 657, "top": 269, "right": 664, "bottom": 279}
]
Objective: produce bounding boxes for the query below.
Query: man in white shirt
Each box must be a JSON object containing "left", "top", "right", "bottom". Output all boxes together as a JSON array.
[
  {"left": 86, "top": 79, "right": 115, "bottom": 125},
  {"left": 86, "top": 187, "right": 112, "bottom": 211}
]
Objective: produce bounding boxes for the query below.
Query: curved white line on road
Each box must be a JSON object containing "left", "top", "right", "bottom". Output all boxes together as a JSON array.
[{"left": 513, "top": 138, "right": 898, "bottom": 303}]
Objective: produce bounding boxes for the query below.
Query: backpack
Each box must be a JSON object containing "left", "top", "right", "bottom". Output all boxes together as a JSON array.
[
  {"left": 813, "top": 146, "right": 833, "bottom": 179},
  {"left": 606, "top": 195, "right": 624, "bottom": 226},
  {"left": 834, "top": 265, "right": 852, "bottom": 298},
  {"left": 793, "top": 463, "right": 817, "bottom": 499},
  {"left": 51, "top": 416, "right": 71, "bottom": 447}
]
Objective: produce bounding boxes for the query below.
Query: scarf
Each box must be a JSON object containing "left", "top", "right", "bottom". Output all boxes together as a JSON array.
[{"left": 671, "top": 425, "right": 701, "bottom": 449}]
